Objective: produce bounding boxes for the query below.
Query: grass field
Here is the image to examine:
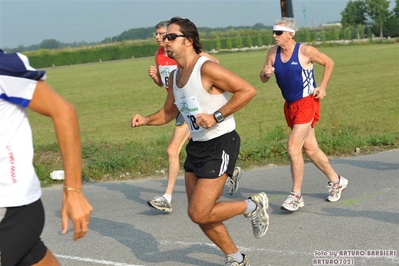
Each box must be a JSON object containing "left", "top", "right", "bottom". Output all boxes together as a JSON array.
[{"left": 29, "top": 42, "right": 399, "bottom": 185}]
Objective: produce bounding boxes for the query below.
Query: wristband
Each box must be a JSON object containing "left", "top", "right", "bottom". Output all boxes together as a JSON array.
[
  {"left": 64, "top": 185, "right": 82, "bottom": 193},
  {"left": 263, "top": 72, "right": 271, "bottom": 79}
]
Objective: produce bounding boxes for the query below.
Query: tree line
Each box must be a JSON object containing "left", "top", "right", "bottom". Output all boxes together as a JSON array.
[{"left": 3, "top": 0, "right": 398, "bottom": 53}]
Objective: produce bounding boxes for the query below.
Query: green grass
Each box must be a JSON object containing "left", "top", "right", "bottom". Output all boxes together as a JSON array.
[{"left": 29, "top": 43, "right": 399, "bottom": 185}]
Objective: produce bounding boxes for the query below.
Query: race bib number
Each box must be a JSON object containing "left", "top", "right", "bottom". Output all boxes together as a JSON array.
[
  {"left": 159, "top": 65, "right": 177, "bottom": 88},
  {"left": 175, "top": 96, "right": 205, "bottom": 132}
]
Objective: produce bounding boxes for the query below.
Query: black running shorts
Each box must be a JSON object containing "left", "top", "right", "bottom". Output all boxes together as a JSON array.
[
  {"left": 184, "top": 130, "right": 240, "bottom": 178},
  {"left": 0, "top": 199, "right": 47, "bottom": 266}
]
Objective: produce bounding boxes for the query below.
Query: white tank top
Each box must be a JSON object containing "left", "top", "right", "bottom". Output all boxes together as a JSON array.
[{"left": 173, "top": 56, "right": 235, "bottom": 141}]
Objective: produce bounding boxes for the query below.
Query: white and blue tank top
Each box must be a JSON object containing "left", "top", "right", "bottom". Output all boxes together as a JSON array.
[{"left": 274, "top": 42, "right": 317, "bottom": 103}]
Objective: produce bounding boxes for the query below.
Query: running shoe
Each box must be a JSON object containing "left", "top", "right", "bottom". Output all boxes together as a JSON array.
[
  {"left": 281, "top": 192, "right": 304, "bottom": 212},
  {"left": 244, "top": 192, "right": 269, "bottom": 239},
  {"left": 327, "top": 176, "right": 348, "bottom": 202},
  {"left": 224, "top": 254, "right": 250, "bottom": 266},
  {"left": 147, "top": 196, "right": 172, "bottom": 213},
  {"left": 227, "top": 166, "right": 242, "bottom": 195}
]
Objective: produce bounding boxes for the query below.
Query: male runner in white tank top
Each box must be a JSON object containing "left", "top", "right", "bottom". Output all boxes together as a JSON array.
[
  {"left": 146, "top": 21, "right": 242, "bottom": 214},
  {"left": 132, "top": 17, "right": 269, "bottom": 266}
]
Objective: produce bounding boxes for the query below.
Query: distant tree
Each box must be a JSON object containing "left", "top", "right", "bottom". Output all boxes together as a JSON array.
[
  {"left": 40, "top": 39, "right": 60, "bottom": 49},
  {"left": 341, "top": 0, "right": 367, "bottom": 27},
  {"left": 341, "top": 0, "right": 367, "bottom": 39},
  {"left": 384, "top": 0, "right": 399, "bottom": 37},
  {"left": 320, "top": 30, "right": 327, "bottom": 41},
  {"left": 366, "top": 26, "right": 373, "bottom": 39},
  {"left": 243, "top": 29, "right": 256, "bottom": 36},
  {"left": 334, "top": 28, "right": 341, "bottom": 40},
  {"left": 215, "top": 35, "right": 221, "bottom": 50},
  {"left": 304, "top": 29, "right": 311, "bottom": 42},
  {"left": 310, "top": 31, "right": 318, "bottom": 42},
  {"left": 199, "top": 31, "right": 208, "bottom": 39},
  {"left": 252, "top": 22, "right": 267, "bottom": 30},
  {"left": 227, "top": 29, "right": 239, "bottom": 37},
  {"left": 102, "top": 37, "right": 112, "bottom": 44},
  {"left": 226, "top": 38, "right": 233, "bottom": 49},
  {"left": 245, "top": 35, "right": 253, "bottom": 47},
  {"left": 394, "top": 0, "right": 399, "bottom": 15},
  {"left": 235, "top": 34, "right": 243, "bottom": 48},
  {"left": 365, "top": 0, "right": 390, "bottom": 37},
  {"left": 209, "top": 31, "right": 218, "bottom": 38},
  {"left": 343, "top": 27, "right": 353, "bottom": 39},
  {"left": 16, "top": 45, "right": 26, "bottom": 52},
  {"left": 27, "top": 44, "right": 40, "bottom": 51},
  {"left": 256, "top": 33, "right": 263, "bottom": 46},
  {"left": 384, "top": 13, "right": 399, "bottom": 37},
  {"left": 327, "top": 29, "right": 338, "bottom": 40},
  {"left": 264, "top": 34, "right": 273, "bottom": 45},
  {"left": 357, "top": 24, "right": 366, "bottom": 37},
  {"left": 115, "top": 27, "right": 153, "bottom": 42}
]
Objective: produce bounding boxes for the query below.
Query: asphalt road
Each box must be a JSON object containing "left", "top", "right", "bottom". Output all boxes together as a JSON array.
[{"left": 40, "top": 149, "right": 399, "bottom": 266}]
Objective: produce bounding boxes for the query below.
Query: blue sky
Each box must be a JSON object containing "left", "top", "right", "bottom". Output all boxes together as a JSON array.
[{"left": 0, "top": 0, "right": 394, "bottom": 48}]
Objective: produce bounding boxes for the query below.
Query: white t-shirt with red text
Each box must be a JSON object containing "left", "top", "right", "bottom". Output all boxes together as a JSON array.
[{"left": 0, "top": 50, "right": 46, "bottom": 207}]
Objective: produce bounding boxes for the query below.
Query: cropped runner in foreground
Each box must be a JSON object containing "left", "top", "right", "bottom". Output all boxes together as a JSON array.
[{"left": 0, "top": 49, "right": 93, "bottom": 265}]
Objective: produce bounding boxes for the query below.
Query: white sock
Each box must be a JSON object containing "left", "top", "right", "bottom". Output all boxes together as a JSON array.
[
  {"left": 244, "top": 199, "right": 256, "bottom": 214},
  {"left": 227, "top": 252, "right": 243, "bottom": 263},
  {"left": 163, "top": 194, "right": 172, "bottom": 203},
  {"left": 292, "top": 191, "right": 301, "bottom": 197}
]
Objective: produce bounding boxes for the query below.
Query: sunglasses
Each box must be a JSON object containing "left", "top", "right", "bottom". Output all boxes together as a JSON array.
[
  {"left": 163, "top": 33, "right": 186, "bottom": 41},
  {"left": 273, "top": 30, "right": 284, "bottom": 36}
]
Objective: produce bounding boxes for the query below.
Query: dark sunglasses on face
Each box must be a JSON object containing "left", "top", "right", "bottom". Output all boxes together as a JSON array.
[
  {"left": 163, "top": 33, "right": 186, "bottom": 41},
  {"left": 273, "top": 30, "right": 284, "bottom": 36}
]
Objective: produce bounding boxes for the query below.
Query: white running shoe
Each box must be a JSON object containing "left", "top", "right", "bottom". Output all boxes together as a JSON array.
[
  {"left": 244, "top": 192, "right": 270, "bottom": 239},
  {"left": 147, "top": 196, "right": 172, "bottom": 213},
  {"left": 227, "top": 166, "right": 242, "bottom": 195},
  {"left": 281, "top": 192, "right": 305, "bottom": 212},
  {"left": 327, "top": 176, "right": 348, "bottom": 202}
]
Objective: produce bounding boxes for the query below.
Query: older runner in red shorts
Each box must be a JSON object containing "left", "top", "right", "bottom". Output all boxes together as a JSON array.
[{"left": 259, "top": 17, "right": 348, "bottom": 212}]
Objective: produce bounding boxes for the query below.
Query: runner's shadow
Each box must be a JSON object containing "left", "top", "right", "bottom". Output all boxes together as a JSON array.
[
  {"left": 93, "top": 179, "right": 186, "bottom": 207},
  {"left": 89, "top": 217, "right": 223, "bottom": 265},
  {"left": 331, "top": 158, "right": 399, "bottom": 171},
  {"left": 319, "top": 208, "right": 399, "bottom": 225}
]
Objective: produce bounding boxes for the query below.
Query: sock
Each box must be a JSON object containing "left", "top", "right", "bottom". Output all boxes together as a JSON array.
[
  {"left": 244, "top": 198, "right": 256, "bottom": 214},
  {"left": 330, "top": 175, "right": 340, "bottom": 184},
  {"left": 163, "top": 194, "right": 172, "bottom": 203},
  {"left": 227, "top": 252, "right": 243, "bottom": 263},
  {"left": 292, "top": 191, "right": 301, "bottom": 198}
]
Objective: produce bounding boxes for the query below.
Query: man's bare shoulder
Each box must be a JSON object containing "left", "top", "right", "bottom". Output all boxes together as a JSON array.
[
  {"left": 299, "top": 43, "right": 318, "bottom": 56},
  {"left": 268, "top": 45, "right": 278, "bottom": 54},
  {"left": 201, "top": 59, "right": 223, "bottom": 72}
]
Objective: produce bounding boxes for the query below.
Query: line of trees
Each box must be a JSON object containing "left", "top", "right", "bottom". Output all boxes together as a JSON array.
[{"left": 3, "top": 0, "right": 398, "bottom": 54}]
